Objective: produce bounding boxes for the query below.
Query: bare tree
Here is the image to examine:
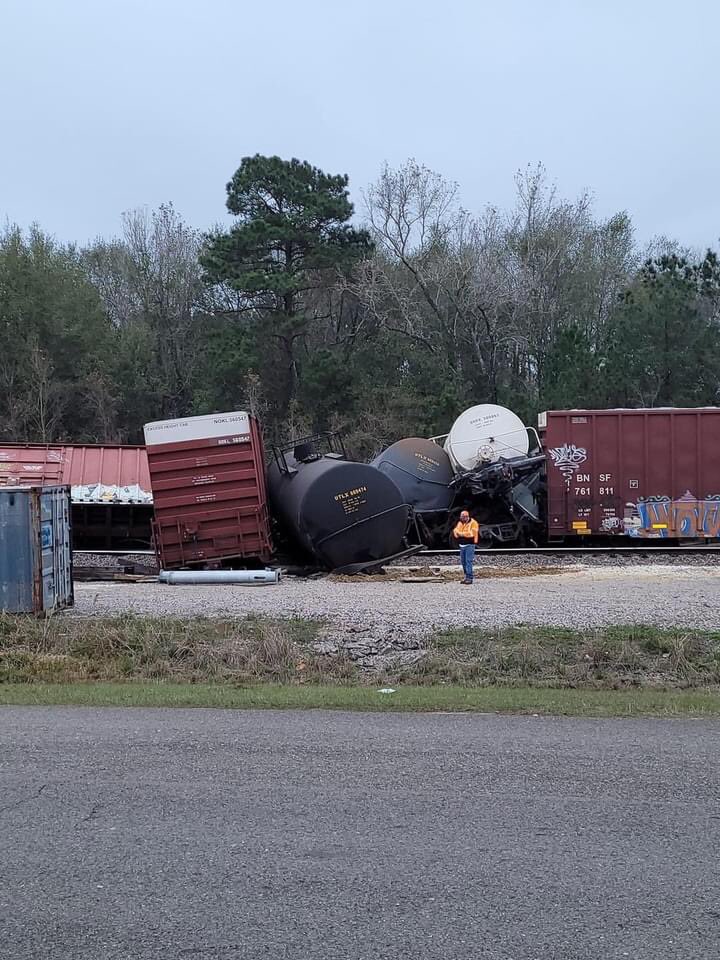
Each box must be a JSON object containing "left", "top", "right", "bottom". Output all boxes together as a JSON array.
[
  {"left": 27, "top": 342, "right": 60, "bottom": 441},
  {"left": 505, "top": 164, "right": 636, "bottom": 388},
  {"left": 356, "top": 160, "right": 636, "bottom": 409},
  {"left": 85, "top": 203, "right": 208, "bottom": 420},
  {"left": 357, "top": 160, "right": 522, "bottom": 401}
]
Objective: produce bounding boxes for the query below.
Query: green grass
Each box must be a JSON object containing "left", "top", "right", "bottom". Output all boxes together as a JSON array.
[
  {"left": 1, "top": 681, "right": 720, "bottom": 716},
  {"left": 0, "top": 613, "right": 330, "bottom": 684},
  {"left": 407, "top": 623, "right": 720, "bottom": 688},
  {"left": 3, "top": 613, "right": 720, "bottom": 716}
]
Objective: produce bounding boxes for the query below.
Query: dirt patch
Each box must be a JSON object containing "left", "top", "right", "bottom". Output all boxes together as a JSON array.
[{"left": 327, "top": 565, "right": 568, "bottom": 583}]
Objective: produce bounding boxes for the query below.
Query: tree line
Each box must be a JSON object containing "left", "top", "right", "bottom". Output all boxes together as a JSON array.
[{"left": 1, "top": 156, "right": 719, "bottom": 459}]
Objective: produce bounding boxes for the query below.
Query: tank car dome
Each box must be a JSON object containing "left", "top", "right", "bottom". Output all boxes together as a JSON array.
[
  {"left": 268, "top": 455, "right": 409, "bottom": 570},
  {"left": 444, "top": 404, "right": 529, "bottom": 472},
  {"left": 372, "top": 437, "right": 454, "bottom": 513}
]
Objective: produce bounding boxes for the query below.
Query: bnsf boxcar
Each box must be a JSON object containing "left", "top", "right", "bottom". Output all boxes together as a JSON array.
[
  {"left": 540, "top": 408, "right": 720, "bottom": 540},
  {"left": 144, "top": 411, "right": 272, "bottom": 569}
]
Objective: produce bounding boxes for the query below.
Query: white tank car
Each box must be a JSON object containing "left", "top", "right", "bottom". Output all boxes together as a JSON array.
[{"left": 444, "top": 403, "right": 530, "bottom": 472}]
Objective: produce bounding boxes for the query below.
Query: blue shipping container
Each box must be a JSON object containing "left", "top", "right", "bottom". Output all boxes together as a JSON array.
[{"left": 0, "top": 485, "right": 73, "bottom": 613}]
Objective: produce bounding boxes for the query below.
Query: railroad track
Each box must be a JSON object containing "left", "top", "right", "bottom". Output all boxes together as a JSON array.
[
  {"left": 74, "top": 545, "right": 720, "bottom": 583},
  {"left": 415, "top": 545, "right": 720, "bottom": 557},
  {"left": 78, "top": 545, "right": 720, "bottom": 562},
  {"left": 75, "top": 549, "right": 155, "bottom": 556}
]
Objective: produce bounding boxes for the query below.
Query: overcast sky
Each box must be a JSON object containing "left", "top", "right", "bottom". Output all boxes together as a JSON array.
[{"left": 2, "top": 0, "right": 718, "bottom": 251}]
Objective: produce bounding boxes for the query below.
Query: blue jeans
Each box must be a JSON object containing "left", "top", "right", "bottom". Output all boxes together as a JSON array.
[{"left": 459, "top": 544, "right": 475, "bottom": 581}]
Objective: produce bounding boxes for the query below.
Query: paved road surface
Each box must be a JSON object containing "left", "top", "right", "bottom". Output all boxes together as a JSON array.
[{"left": 1, "top": 708, "right": 718, "bottom": 960}]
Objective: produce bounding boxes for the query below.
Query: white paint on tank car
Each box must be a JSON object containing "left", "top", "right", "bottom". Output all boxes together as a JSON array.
[{"left": 444, "top": 404, "right": 530, "bottom": 471}]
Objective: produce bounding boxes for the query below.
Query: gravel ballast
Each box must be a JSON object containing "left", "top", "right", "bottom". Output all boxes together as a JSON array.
[
  {"left": 73, "top": 565, "right": 719, "bottom": 641},
  {"left": 397, "top": 550, "right": 720, "bottom": 569},
  {"left": 74, "top": 549, "right": 720, "bottom": 573}
]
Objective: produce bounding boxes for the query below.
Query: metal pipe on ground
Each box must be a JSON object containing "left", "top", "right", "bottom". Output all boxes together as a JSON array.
[{"left": 158, "top": 569, "right": 280, "bottom": 585}]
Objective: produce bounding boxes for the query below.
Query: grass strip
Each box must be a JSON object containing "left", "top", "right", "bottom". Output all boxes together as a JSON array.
[
  {"left": 2, "top": 681, "right": 720, "bottom": 716},
  {"left": 3, "top": 614, "right": 720, "bottom": 694}
]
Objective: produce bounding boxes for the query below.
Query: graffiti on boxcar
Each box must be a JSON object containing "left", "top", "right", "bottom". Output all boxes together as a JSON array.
[
  {"left": 625, "top": 492, "right": 720, "bottom": 538},
  {"left": 549, "top": 444, "right": 588, "bottom": 488}
]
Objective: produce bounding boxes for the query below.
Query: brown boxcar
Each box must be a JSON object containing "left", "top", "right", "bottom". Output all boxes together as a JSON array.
[
  {"left": 539, "top": 408, "right": 720, "bottom": 539},
  {"left": 143, "top": 411, "right": 273, "bottom": 569}
]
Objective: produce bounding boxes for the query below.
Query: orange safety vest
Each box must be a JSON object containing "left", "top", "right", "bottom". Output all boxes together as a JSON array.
[{"left": 453, "top": 519, "right": 479, "bottom": 544}]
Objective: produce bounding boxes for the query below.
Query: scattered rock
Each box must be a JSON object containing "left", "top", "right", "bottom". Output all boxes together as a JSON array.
[{"left": 313, "top": 640, "right": 340, "bottom": 655}]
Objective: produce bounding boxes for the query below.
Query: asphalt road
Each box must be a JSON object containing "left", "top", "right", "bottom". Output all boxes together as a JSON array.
[{"left": 1, "top": 708, "right": 719, "bottom": 960}]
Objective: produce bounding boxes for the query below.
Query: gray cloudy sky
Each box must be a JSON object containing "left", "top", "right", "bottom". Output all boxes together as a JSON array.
[{"left": 2, "top": 0, "right": 718, "bottom": 250}]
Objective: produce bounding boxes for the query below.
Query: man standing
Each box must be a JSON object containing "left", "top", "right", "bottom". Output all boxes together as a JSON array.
[{"left": 452, "top": 510, "right": 479, "bottom": 584}]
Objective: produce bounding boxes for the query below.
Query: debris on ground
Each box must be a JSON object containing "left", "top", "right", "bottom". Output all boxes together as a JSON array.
[{"left": 326, "top": 565, "right": 567, "bottom": 583}]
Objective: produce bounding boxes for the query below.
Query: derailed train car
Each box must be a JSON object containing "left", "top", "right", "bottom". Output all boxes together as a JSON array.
[
  {"left": 373, "top": 404, "right": 720, "bottom": 547},
  {"left": 144, "top": 411, "right": 273, "bottom": 570},
  {"left": 268, "top": 434, "right": 416, "bottom": 571},
  {"left": 374, "top": 405, "right": 547, "bottom": 548},
  {"left": 440, "top": 404, "right": 546, "bottom": 545},
  {"left": 371, "top": 437, "right": 455, "bottom": 546},
  {"left": 22, "top": 403, "right": 716, "bottom": 567},
  {"left": 141, "top": 415, "right": 416, "bottom": 572}
]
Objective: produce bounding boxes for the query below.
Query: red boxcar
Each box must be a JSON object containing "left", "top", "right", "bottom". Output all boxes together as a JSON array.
[
  {"left": 0, "top": 442, "right": 153, "bottom": 549},
  {"left": 144, "top": 411, "right": 273, "bottom": 569},
  {"left": 539, "top": 408, "right": 720, "bottom": 539},
  {"left": 0, "top": 443, "right": 151, "bottom": 499}
]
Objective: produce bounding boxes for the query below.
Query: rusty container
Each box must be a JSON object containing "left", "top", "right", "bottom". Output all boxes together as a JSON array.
[
  {"left": 143, "top": 411, "right": 273, "bottom": 569},
  {"left": 0, "top": 485, "right": 73, "bottom": 613},
  {"left": 539, "top": 408, "right": 720, "bottom": 539}
]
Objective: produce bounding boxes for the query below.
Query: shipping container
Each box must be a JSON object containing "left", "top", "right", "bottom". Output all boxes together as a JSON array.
[
  {"left": 0, "top": 485, "right": 73, "bottom": 613},
  {"left": 539, "top": 408, "right": 720, "bottom": 539},
  {"left": 144, "top": 411, "right": 273, "bottom": 569}
]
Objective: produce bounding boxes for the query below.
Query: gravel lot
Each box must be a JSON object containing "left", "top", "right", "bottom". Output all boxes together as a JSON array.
[{"left": 73, "top": 564, "right": 720, "bottom": 638}]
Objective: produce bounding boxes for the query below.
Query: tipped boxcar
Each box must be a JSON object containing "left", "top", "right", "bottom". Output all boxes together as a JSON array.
[
  {"left": 144, "top": 411, "right": 272, "bottom": 569},
  {"left": 539, "top": 408, "right": 720, "bottom": 539}
]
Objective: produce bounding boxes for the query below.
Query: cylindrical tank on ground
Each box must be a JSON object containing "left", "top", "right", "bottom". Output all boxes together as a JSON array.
[
  {"left": 372, "top": 438, "right": 455, "bottom": 513},
  {"left": 268, "top": 451, "right": 410, "bottom": 570},
  {"left": 159, "top": 569, "right": 279, "bottom": 585},
  {"left": 444, "top": 404, "right": 530, "bottom": 472}
]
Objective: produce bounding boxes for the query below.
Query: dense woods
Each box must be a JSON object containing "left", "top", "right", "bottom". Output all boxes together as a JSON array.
[{"left": 2, "top": 156, "right": 719, "bottom": 457}]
